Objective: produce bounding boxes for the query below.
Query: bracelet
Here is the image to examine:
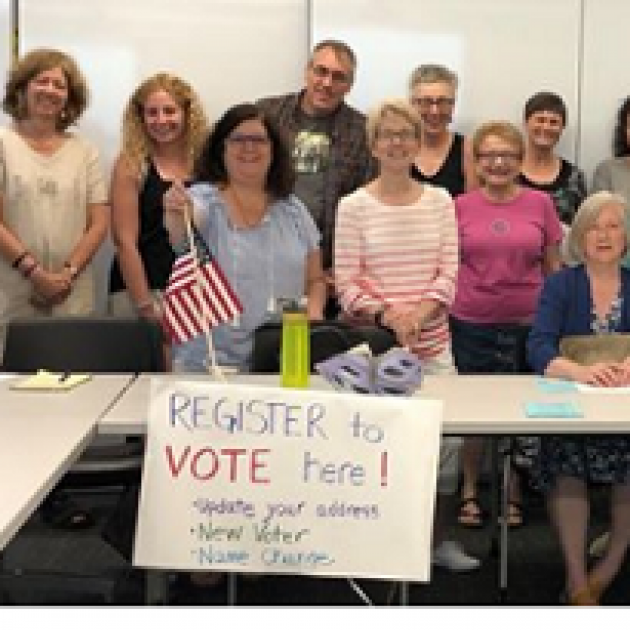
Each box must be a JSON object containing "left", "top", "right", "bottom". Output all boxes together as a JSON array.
[
  {"left": 11, "top": 251, "right": 29, "bottom": 269},
  {"left": 135, "top": 299, "right": 154, "bottom": 313},
  {"left": 23, "top": 262, "right": 40, "bottom": 278},
  {"left": 64, "top": 261, "right": 79, "bottom": 282}
]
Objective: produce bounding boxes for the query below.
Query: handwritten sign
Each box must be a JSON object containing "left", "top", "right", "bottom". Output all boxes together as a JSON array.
[{"left": 133, "top": 378, "right": 443, "bottom": 582}]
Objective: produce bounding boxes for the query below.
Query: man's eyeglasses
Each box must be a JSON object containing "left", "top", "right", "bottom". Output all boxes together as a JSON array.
[
  {"left": 411, "top": 97, "right": 455, "bottom": 110},
  {"left": 377, "top": 129, "right": 418, "bottom": 143},
  {"left": 311, "top": 64, "right": 351, "bottom": 85},
  {"left": 476, "top": 151, "right": 522, "bottom": 162},
  {"left": 226, "top": 133, "right": 270, "bottom": 147}
]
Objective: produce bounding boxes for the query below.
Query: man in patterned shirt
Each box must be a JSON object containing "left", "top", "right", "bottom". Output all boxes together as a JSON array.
[{"left": 258, "top": 40, "right": 373, "bottom": 316}]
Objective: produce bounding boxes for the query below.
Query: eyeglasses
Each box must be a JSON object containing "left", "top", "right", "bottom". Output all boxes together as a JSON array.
[
  {"left": 310, "top": 64, "right": 351, "bottom": 85},
  {"left": 411, "top": 97, "right": 455, "bottom": 110},
  {"left": 586, "top": 222, "right": 624, "bottom": 234},
  {"left": 476, "top": 151, "right": 522, "bottom": 162},
  {"left": 226, "top": 133, "right": 270, "bottom": 147},
  {"left": 376, "top": 129, "right": 418, "bottom": 143}
]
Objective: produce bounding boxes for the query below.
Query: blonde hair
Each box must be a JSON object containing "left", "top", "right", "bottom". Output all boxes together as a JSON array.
[
  {"left": 120, "top": 72, "right": 209, "bottom": 177},
  {"left": 567, "top": 191, "right": 628, "bottom": 263},
  {"left": 472, "top": 121, "right": 525, "bottom": 159},
  {"left": 3, "top": 48, "right": 88, "bottom": 130},
  {"left": 409, "top": 64, "right": 459, "bottom": 92},
  {"left": 366, "top": 98, "right": 421, "bottom": 146}
]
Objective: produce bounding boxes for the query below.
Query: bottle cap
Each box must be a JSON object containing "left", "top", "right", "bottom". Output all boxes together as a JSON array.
[{"left": 277, "top": 297, "right": 306, "bottom": 313}]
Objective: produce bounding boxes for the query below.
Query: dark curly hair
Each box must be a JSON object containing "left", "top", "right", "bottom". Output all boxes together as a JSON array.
[
  {"left": 195, "top": 102, "right": 295, "bottom": 198},
  {"left": 613, "top": 96, "right": 630, "bottom": 157}
]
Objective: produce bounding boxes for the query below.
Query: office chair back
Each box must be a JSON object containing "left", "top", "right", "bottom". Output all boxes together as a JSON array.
[
  {"left": 2, "top": 315, "right": 164, "bottom": 374},
  {"left": 251, "top": 320, "right": 396, "bottom": 374}
]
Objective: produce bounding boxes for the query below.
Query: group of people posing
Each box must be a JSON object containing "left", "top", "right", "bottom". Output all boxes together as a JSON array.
[{"left": 1, "top": 40, "right": 630, "bottom": 604}]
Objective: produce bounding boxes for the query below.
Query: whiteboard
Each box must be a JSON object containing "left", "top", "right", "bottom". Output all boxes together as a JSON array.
[
  {"left": 579, "top": 0, "right": 630, "bottom": 185},
  {"left": 0, "top": 0, "right": 11, "bottom": 127},
  {"left": 18, "top": 0, "right": 308, "bottom": 313},
  {"left": 311, "top": 0, "right": 581, "bottom": 162},
  {"left": 19, "top": 0, "right": 308, "bottom": 174}
]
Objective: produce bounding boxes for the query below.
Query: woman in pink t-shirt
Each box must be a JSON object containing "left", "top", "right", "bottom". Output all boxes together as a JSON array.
[{"left": 452, "top": 121, "right": 562, "bottom": 529}]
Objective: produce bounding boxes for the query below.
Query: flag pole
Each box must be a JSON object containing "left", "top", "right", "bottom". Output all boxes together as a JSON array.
[{"left": 183, "top": 208, "right": 225, "bottom": 381}]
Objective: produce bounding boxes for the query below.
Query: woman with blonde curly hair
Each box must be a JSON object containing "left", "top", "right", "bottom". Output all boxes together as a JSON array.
[{"left": 108, "top": 72, "right": 209, "bottom": 322}]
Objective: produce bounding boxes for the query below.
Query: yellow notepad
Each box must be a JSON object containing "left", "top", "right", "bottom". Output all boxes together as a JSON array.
[{"left": 10, "top": 369, "right": 92, "bottom": 391}]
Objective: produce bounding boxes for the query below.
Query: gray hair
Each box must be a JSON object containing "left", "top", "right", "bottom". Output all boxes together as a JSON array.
[
  {"left": 310, "top": 40, "right": 357, "bottom": 79},
  {"left": 567, "top": 191, "right": 628, "bottom": 263},
  {"left": 409, "top": 64, "right": 459, "bottom": 92}
]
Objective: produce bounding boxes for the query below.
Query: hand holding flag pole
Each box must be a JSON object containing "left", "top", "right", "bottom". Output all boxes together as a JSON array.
[{"left": 161, "top": 189, "right": 243, "bottom": 378}]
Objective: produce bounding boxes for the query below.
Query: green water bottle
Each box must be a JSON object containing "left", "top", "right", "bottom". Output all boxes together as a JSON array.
[{"left": 281, "top": 300, "right": 309, "bottom": 388}]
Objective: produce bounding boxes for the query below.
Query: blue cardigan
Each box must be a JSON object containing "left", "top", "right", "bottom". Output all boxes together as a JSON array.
[{"left": 527, "top": 264, "right": 630, "bottom": 374}]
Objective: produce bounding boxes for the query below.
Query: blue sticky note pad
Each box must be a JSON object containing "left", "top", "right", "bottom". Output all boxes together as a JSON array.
[
  {"left": 524, "top": 401, "right": 584, "bottom": 418},
  {"left": 537, "top": 377, "right": 578, "bottom": 393}
]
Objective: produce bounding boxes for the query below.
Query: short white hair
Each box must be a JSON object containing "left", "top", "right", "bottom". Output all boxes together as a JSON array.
[{"left": 567, "top": 191, "right": 628, "bottom": 263}]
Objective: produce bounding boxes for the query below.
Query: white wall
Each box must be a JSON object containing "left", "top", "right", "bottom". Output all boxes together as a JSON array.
[
  {"left": 579, "top": 0, "right": 630, "bottom": 185},
  {"left": 311, "top": 0, "right": 582, "bottom": 163},
  {"left": 3, "top": 0, "right": 630, "bottom": 309},
  {"left": 0, "top": 0, "right": 11, "bottom": 127},
  {"left": 17, "top": 0, "right": 308, "bottom": 312},
  {"left": 19, "top": 0, "right": 308, "bottom": 175}
]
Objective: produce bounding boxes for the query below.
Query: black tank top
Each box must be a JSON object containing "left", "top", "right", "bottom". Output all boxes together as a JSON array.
[
  {"left": 410, "top": 132, "right": 466, "bottom": 197},
  {"left": 109, "top": 161, "right": 177, "bottom": 294}
]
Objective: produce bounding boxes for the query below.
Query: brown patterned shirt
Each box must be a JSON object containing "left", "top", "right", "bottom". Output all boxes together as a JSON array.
[{"left": 257, "top": 91, "right": 374, "bottom": 269}]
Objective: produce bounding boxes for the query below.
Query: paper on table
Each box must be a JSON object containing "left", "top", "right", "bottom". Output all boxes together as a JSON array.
[
  {"left": 575, "top": 383, "right": 630, "bottom": 394},
  {"left": 10, "top": 369, "right": 92, "bottom": 391},
  {"left": 537, "top": 377, "right": 578, "bottom": 392},
  {"left": 524, "top": 401, "right": 584, "bottom": 418}
]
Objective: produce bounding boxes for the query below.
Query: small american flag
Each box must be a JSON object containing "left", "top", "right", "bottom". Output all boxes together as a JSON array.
[{"left": 162, "top": 228, "right": 242, "bottom": 344}]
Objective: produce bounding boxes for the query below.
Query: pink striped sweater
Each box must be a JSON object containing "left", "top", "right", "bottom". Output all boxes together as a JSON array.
[{"left": 334, "top": 184, "right": 459, "bottom": 358}]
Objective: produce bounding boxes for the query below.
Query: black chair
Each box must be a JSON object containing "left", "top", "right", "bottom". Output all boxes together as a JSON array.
[
  {"left": 2, "top": 315, "right": 164, "bottom": 374},
  {"left": 2, "top": 315, "right": 164, "bottom": 487},
  {"left": 1, "top": 315, "right": 165, "bottom": 603},
  {"left": 251, "top": 320, "right": 396, "bottom": 374}
]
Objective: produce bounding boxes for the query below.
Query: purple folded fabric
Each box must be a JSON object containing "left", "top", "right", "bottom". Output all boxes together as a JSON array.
[{"left": 315, "top": 347, "right": 422, "bottom": 395}]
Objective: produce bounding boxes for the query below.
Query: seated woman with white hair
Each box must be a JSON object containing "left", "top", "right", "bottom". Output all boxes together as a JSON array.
[{"left": 527, "top": 190, "right": 630, "bottom": 604}]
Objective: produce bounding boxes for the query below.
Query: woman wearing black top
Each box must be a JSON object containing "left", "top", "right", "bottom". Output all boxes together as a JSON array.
[
  {"left": 409, "top": 63, "right": 475, "bottom": 196},
  {"left": 519, "top": 91, "right": 586, "bottom": 226},
  {"left": 108, "top": 72, "right": 208, "bottom": 322}
]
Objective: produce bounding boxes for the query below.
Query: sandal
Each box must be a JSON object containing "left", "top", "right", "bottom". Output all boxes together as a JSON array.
[
  {"left": 458, "top": 496, "right": 485, "bottom": 528},
  {"left": 507, "top": 501, "right": 524, "bottom": 529}
]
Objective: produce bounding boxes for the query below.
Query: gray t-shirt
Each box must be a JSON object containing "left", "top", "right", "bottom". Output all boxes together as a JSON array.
[
  {"left": 172, "top": 184, "right": 320, "bottom": 372},
  {"left": 292, "top": 112, "right": 333, "bottom": 229}
]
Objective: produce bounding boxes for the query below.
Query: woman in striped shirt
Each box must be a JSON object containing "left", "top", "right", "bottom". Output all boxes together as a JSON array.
[{"left": 334, "top": 98, "right": 478, "bottom": 572}]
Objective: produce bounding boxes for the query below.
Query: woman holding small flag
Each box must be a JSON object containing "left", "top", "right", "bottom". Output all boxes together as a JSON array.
[{"left": 163, "top": 102, "right": 326, "bottom": 373}]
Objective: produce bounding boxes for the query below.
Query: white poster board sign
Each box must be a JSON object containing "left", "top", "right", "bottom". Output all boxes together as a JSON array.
[{"left": 134, "top": 378, "right": 443, "bottom": 582}]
